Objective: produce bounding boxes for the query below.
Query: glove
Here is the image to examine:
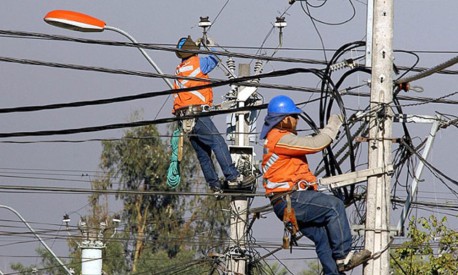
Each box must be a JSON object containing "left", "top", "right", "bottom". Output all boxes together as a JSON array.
[
  {"left": 336, "top": 114, "right": 344, "bottom": 123},
  {"left": 195, "top": 38, "right": 202, "bottom": 46},
  {"left": 329, "top": 114, "right": 344, "bottom": 128},
  {"left": 204, "top": 36, "right": 216, "bottom": 47},
  {"left": 321, "top": 114, "right": 343, "bottom": 140}
]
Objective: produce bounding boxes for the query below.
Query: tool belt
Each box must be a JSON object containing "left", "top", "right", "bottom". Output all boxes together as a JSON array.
[
  {"left": 175, "top": 105, "right": 210, "bottom": 133},
  {"left": 175, "top": 105, "right": 210, "bottom": 116},
  {"left": 268, "top": 180, "right": 316, "bottom": 207}
]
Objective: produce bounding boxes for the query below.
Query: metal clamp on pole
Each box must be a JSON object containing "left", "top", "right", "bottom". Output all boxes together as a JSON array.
[{"left": 318, "top": 165, "right": 394, "bottom": 190}]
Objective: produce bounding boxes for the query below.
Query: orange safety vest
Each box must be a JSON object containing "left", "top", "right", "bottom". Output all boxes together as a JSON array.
[
  {"left": 262, "top": 128, "right": 317, "bottom": 196},
  {"left": 173, "top": 55, "right": 213, "bottom": 113}
]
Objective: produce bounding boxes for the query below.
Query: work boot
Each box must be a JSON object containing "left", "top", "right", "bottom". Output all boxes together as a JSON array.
[
  {"left": 227, "top": 174, "right": 256, "bottom": 189},
  {"left": 337, "top": 249, "right": 372, "bottom": 272}
]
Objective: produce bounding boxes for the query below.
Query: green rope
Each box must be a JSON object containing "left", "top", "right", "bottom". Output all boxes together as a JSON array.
[{"left": 167, "top": 129, "right": 181, "bottom": 189}]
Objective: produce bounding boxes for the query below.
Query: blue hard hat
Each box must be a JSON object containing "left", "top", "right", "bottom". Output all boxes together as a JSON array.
[{"left": 267, "top": 95, "right": 302, "bottom": 115}]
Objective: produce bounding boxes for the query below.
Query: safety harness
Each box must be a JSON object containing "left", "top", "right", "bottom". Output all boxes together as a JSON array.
[
  {"left": 268, "top": 180, "right": 317, "bottom": 252},
  {"left": 282, "top": 193, "right": 299, "bottom": 251}
]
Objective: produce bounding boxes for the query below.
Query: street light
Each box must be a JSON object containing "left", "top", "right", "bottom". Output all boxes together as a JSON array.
[
  {"left": 0, "top": 205, "right": 73, "bottom": 275},
  {"left": 44, "top": 10, "right": 174, "bottom": 89}
]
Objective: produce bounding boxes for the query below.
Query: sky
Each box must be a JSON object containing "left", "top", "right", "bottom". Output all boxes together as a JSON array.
[{"left": 0, "top": 0, "right": 457, "bottom": 274}]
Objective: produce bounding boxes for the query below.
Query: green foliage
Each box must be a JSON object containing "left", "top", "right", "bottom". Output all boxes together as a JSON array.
[
  {"left": 390, "top": 215, "right": 458, "bottom": 274},
  {"left": 297, "top": 260, "right": 322, "bottom": 275},
  {"left": 251, "top": 262, "right": 288, "bottom": 275},
  {"left": 250, "top": 260, "right": 321, "bottom": 275},
  {"left": 11, "top": 247, "right": 75, "bottom": 275},
  {"left": 11, "top": 120, "right": 230, "bottom": 274},
  {"left": 100, "top": 123, "right": 189, "bottom": 268},
  {"left": 99, "top": 121, "right": 230, "bottom": 271},
  {"left": 134, "top": 248, "right": 212, "bottom": 274}
]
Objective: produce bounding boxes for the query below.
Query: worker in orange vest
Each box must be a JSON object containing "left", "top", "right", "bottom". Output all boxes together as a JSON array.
[
  {"left": 261, "top": 95, "right": 371, "bottom": 274},
  {"left": 173, "top": 36, "right": 255, "bottom": 197}
]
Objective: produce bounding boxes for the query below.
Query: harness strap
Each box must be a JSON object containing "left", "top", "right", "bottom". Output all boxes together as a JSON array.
[{"left": 282, "top": 194, "right": 299, "bottom": 251}]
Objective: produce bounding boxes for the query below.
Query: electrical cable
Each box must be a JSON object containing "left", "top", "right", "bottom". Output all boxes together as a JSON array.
[
  {"left": 4, "top": 29, "right": 458, "bottom": 58},
  {"left": 300, "top": 1, "right": 328, "bottom": 63},
  {"left": 317, "top": 41, "right": 366, "bottom": 202},
  {"left": 395, "top": 55, "right": 458, "bottom": 85},
  {"left": 207, "top": 0, "right": 230, "bottom": 33},
  {"left": 400, "top": 139, "right": 458, "bottom": 191},
  {"left": 0, "top": 30, "right": 328, "bottom": 65},
  {"left": 3, "top": 26, "right": 458, "bottom": 273},
  {"left": 0, "top": 56, "right": 324, "bottom": 113},
  {"left": 394, "top": 50, "right": 420, "bottom": 83},
  {"left": 0, "top": 184, "right": 267, "bottom": 197},
  {"left": 299, "top": 0, "right": 356, "bottom": 26}
]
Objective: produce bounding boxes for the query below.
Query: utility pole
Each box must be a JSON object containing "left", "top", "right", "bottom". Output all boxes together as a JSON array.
[
  {"left": 64, "top": 215, "right": 119, "bottom": 275},
  {"left": 79, "top": 219, "right": 105, "bottom": 275},
  {"left": 228, "top": 63, "right": 251, "bottom": 274},
  {"left": 364, "top": 0, "right": 394, "bottom": 274}
]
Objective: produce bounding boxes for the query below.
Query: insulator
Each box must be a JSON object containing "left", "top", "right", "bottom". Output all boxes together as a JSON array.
[
  {"left": 250, "top": 60, "right": 263, "bottom": 84},
  {"left": 329, "top": 59, "right": 355, "bottom": 72},
  {"left": 254, "top": 60, "right": 263, "bottom": 74},
  {"left": 226, "top": 57, "right": 236, "bottom": 79},
  {"left": 198, "top": 16, "right": 211, "bottom": 28},
  {"left": 274, "top": 17, "right": 287, "bottom": 29},
  {"left": 329, "top": 61, "right": 347, "bottom": 72}
]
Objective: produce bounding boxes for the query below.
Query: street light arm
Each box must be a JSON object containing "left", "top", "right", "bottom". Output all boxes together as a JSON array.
[
  {"left": 0, "top": 205, "right": 73, "bottom": 275},
  {"left": 105, "top": 25, "right": 174, "bottom": 89}
]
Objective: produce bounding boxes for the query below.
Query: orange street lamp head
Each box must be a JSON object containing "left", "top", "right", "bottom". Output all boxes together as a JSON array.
[{"left": 44, "top": 10, "right": 106, "bottom": 32}]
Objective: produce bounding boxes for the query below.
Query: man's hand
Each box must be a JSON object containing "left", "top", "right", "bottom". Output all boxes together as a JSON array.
[
  {"left": 195, "top": 37, "right": 215, "bottom": 47},
  {"left": 205, "top": 37, "right": 216, "bottom": 47},
  {"left": 329, "top": 114, "right": 344, "bottom": 126}
]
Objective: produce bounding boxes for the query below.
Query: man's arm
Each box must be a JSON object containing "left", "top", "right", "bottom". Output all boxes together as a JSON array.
[
  {"left": 275, "top": 115, "right": 343, "bottom": 156},
  {"left": 200, "top": 55, "right": 219, "bottom": 74}
]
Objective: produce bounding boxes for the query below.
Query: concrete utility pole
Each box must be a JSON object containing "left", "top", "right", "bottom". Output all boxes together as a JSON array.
[
  {"left": 228, "top": 63, "right": 251, "bottom": 274},
  {"left": 364, "top": 0, "right": 394, "bottom": 274},
  {"left": 77, "top": 219, "right": 106, "bottom": 275}
]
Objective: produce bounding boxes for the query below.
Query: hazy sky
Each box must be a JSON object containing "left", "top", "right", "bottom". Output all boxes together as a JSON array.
[{"left": 0, "top": 1, "right": 457, "bottom": 273}]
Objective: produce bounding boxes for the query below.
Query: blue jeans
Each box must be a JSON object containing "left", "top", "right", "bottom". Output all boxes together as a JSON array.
[
  {"left": 273, "top": 190, "right": 352, "bottom": 275},
  {"left": 189, "top": 116, "right": 239, "bottom": 189}
]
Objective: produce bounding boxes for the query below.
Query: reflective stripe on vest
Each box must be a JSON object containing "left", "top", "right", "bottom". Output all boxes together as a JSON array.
[
  {"left": 175, "top": 66, "right": 207, "bottom": 103},
  {"left": 263, "top": 153, "right": 279, "bottom": 174},
  {"left": 263, "top": 153, "right": 290, "bottom": 190},
  {"left": 262, "top": 129, "right": 296, "bottom": 194},
  {"left": 176, "top": 66, "right": 202, "bottom": 87},
  {"left": 264, "top": 179, "right": 290, "bottom": 190}
]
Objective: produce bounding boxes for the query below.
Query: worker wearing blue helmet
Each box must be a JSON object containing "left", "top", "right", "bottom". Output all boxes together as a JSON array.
[{"left": 261, "top": 95, "right": 371, "bottom": 274}]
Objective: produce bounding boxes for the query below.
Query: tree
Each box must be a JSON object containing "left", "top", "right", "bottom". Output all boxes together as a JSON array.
[
  {"left": 10, "top": 247, "right": 74, "bottom": 275},
  {"left": 250, "top": 260, "right": 321, "bottom": 275},
  {"left": 298, "top": 261, "right": 322, "bottom": 275},
  {"left": 390, "top": 215, "right": 458, "bottom": 274},
  {"left": 65, "top": 172, "right": 129, "bottom": 275},
  {"left": 99, "top": 119, "right": 230, "bottom": 272},
  {"left": 11, "top": 119, "right": 231, "bottom": 274}
]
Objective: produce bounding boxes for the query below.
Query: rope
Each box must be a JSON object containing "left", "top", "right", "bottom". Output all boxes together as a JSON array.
[{"left": 167, "top": 129, "right": 181, "bottom": 189}]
